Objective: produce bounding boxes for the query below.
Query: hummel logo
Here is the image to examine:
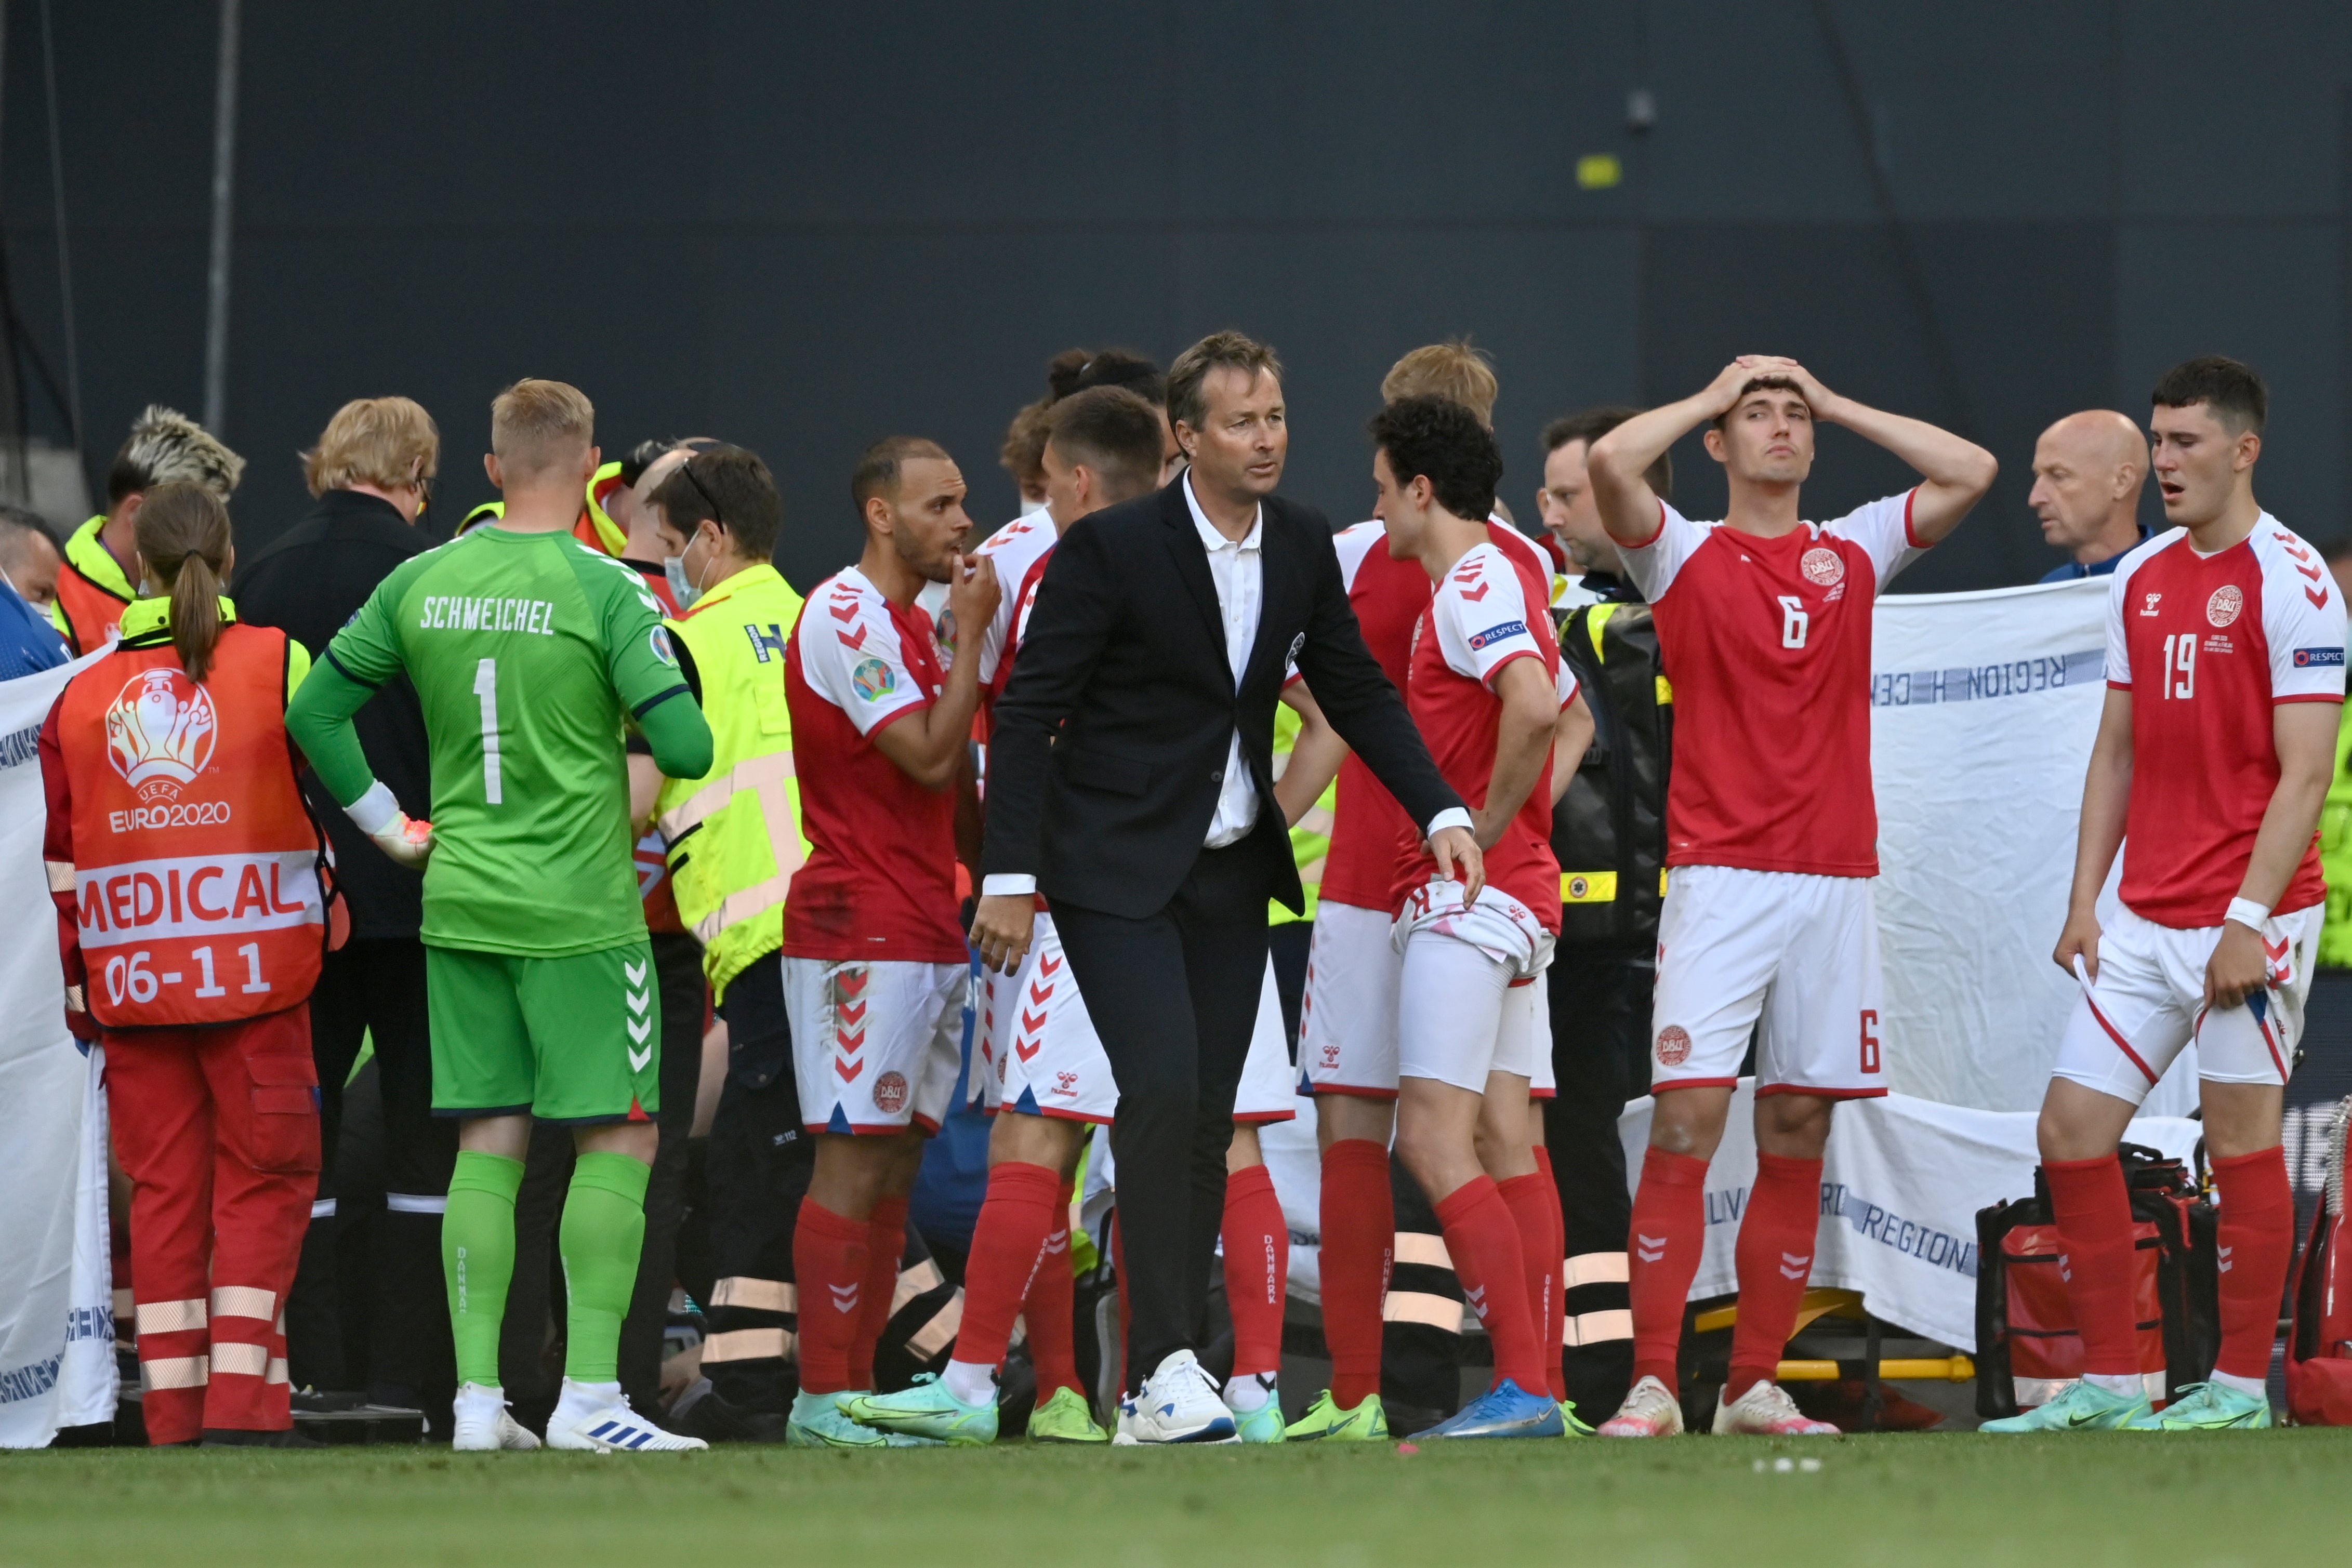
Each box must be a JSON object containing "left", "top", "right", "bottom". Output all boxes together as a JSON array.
[
  {"left": 1044, "top": 1228, "right": 1069, "bottom": 1255},
  {"left": 2059, "top": 1252, "right": 2072, "bottom": 1284},
  {"left": 2218, "top": 1244, "right": 2235, "bottom": 1274},
  {"left": 627, "top": 1042, "right": 654, "bottom": 1073},
  {"left": 626, "top": 988, "right": 651, "bottom": 1018},
  {"left": 830, "top": 1283, "right": 860, "bottom": 1313},
  {"left": 624, "top": 960, "right": 648, "bottom": 987},
  {"left": 1459, "top": 581, "right": 1491, "bottom": 602},
  {"left": 1464, "top": 1284, "right": 1489, "bottom": 1321},
  {"left": 1635, "top": 1232, "right": 1667, "bottom": 1264},
  {"left": 837, "top": 625, "right": 868, "bottom": 650},
  {"left": 1779, "top": 1251, "right": 1811, "bottom": 1282}
]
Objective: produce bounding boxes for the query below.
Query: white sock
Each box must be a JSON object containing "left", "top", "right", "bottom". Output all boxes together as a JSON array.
[
  {"left": 2207, "top": 1370, "right": 2266, "bottom": 1398},
  {"left": 943, "top": 1359, "right": 996, "bottom": 1405},
  {"left": 2084, "top": 1372, "right": 2142, "bottom": 1397},
  {"left": 1224, "top": 1373, "right": 1273, "bottom": 1413}
]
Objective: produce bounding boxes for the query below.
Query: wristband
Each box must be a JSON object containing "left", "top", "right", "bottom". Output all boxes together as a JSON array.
[
  {"left": 2225, "top": 896, "right": 2272, "bottom": 932},
  {"left": 343, "top": 779, "right": 400, "bottom": 836}
]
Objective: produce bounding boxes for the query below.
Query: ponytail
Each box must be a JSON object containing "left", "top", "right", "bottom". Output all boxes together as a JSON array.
[{"left": 131, "top": 481, "right": 235, "bottom": 684}]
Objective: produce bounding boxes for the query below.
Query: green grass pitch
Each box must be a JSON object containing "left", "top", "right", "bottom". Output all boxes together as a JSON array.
[{"left": 5, "top": 1431, "right": 2350, "bottom": 1566}]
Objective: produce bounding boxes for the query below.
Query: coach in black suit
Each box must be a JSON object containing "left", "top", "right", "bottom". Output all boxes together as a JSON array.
[{"left": 973, "top": 331, "right": 1482, "bottom": 1428}]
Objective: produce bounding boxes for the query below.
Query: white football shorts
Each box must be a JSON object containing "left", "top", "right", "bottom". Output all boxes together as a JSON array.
[
  {"left": 1298, "top": 900, "right": 1404, "bottom": 1099},
  {"left": 785, "top": 956, "right": 964, "bottom": 1135},
  {"left": 995, "top": 913, "right": 1296, "bottom": 1125},
  {"left": 1648, "top": 864, "right": 1887, "bottom": 1099},
  {"left": 1393, "top": 879, "right": 1555, "bottom": 1096},
  {"left": 2051, "top": 901, "right": 2321, "bottom": 1107}
]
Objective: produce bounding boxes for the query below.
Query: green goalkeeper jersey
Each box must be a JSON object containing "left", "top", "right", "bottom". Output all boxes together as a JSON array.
[{"left": 321, "top": 526, "right": 691, "bottom": 957}]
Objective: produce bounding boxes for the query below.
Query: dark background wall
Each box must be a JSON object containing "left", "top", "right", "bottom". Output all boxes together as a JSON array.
[{"left": 3, "top": 0, "right": 2348, "bottom": 593}]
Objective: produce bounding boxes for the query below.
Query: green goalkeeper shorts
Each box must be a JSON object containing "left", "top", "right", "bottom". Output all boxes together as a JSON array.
[{"left": 425, "top": 940, "right": 660, "bottom": 1123}]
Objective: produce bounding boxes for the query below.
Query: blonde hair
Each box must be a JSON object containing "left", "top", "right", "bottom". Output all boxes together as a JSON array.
[
  {"left": 303, "top": 396, "right": 441, "bottom": 498},
  {"left": 489, "top": 379, "right": 595, "bottom": 479},
  {"left": 134, "top": 483, "right": 234, "bottom": 683},
  {"left": 1382, "top": 338, "right": 1499, "bottom": 427}
]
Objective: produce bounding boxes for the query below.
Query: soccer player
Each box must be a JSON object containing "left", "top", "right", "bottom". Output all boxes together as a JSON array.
[
  {"left": 286, "top": 379, "right": 716, "bottom": 1453},
  {"left": 779, "top": 436, "right": 999, "bottom": 1447},
  {"left": 1361, "top": 395, "right": 1571, "bottom": 1438},
  {"left": 1584, "top": 356, "right": 1995, "bottom": 1438},
  {"left": 1985, "top": 356, "right": 2344, "bottom": 1434},
  {"left": 848, "top": 387, "right": 1303, "bottom": 1445},
  {"left": 1289, "top": 343, "right": 1561, "bottom": 1443}
]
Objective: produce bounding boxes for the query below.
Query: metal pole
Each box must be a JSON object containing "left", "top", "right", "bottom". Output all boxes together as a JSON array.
[
  {"left": 202, "top": 0, "right": 242, "bottom": 436},
  {"left": 37, "top": 0, "right": 81, "bottom": 453}
]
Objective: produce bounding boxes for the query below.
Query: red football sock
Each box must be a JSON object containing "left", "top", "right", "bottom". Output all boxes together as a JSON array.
[
  {"left": 1725, "top": 1151, "right": 1824, "bottom": 1400},
  {"left": 848, "top": 1195, "right": 908, "bottom": 1391},
  {"left": 954, "top": 1161, "right": 1061, "bottom": 1374},
  {"left": 1435, "top": 1176, "right": 1545, "bottom": 1396},
  {"left": 1223, "top": 1163, "right": 1288, "bottom": 1379},
  {"left": 2043, "top": 1153, "right": 2143, "bottom": 1378},
  {"left": 2210, "top": 1145, "right": 2295, "bottom": 1383},
  {"left": 1023, "top": 1177, "right": 1081, "bottom": 1397},
  {"left": 1530, "top": 1146, "right": 1568, "bottom": 1401},
  {"left": 1497, "top": 1172, "right": 1558, "bottom": 1401},
  {"left": 791, "top": 1199, "right": 868, "bottom": 1396},
  {"left": 1319, "top": 1138, "right": 1394, "bottom": 1411},
  {"left": 1628, "top": 1146, "right": 1709, "bottom": 1388}
]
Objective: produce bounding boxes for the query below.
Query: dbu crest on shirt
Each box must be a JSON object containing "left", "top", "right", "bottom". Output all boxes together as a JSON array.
[{"left": 851, "top": 656, "right": 895, "bottom": 701}]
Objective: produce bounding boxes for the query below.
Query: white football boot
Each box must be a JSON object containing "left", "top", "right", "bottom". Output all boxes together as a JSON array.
[{"left": 545, "top": 1378, "right": 709, "bottom": 1452}]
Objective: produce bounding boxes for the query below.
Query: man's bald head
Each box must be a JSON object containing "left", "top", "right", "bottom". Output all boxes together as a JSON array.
[{"left": 2030, "top": 409, "right": 2147, "bottom": 565}]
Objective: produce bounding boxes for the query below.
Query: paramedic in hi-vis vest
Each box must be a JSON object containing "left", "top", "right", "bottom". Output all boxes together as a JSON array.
[
  {"left": 38, "top": 483, "right": 361, "bottom": 1447},
  {"left": 51, "top": 405, "right": 245, "bottom": 656},
  {"left": 626, "top": 443, "right": 812, "bottom": 1432}
]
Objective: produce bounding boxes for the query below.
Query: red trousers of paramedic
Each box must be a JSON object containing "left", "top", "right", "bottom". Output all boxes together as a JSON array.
[{"left": 106, "top": 1007, "right": 321, "bottom": 1444}]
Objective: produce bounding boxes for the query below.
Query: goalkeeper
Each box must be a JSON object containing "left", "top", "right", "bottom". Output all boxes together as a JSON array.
[{"left": 286, "top": 380, "right": 715, "bottom": 1453}]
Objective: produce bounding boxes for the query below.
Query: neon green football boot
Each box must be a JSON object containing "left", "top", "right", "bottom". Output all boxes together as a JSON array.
[
  {"left": 1283, "top": 1388, "right": 1390, "bottom": 1441},
  {"left": 1980, "top": 1379, "right": 2151, "bottom": 1433},
  {"left": 786, "top": 1389, "right": 942, "bottom": 1448},
  {"left": 2125, "top": 1381, "right": 2273, "bottom": 1431},
  {"left": 1026, "top": 1386, "right": 1109, "bottom": 1444},
  {"left": 841, "top": 1374, "right": 999, "bottom": 1445}
]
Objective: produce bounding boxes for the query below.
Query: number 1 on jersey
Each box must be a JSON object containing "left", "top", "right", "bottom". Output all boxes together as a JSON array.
[
  {"left": 2161, "top": 633, "right": 2195, "bottom": 699},
  {"left": 473, "top": 657, "right": 504, "bottom": 804}
]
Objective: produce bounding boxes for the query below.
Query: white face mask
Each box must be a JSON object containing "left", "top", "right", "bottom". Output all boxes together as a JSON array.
[{"left": 664, "top": 525, "right": 722, "bottom": 609}]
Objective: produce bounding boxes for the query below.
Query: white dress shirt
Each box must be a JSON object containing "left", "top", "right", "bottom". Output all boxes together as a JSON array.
[
  {"left": 981, "top": 473, "right": 1465, "bottom": 898},
  {"left": 1185, "top": 473, "right": 1267, "bottom": 848}
]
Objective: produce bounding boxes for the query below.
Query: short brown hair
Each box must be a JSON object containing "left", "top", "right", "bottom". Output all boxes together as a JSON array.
[
  {"left": 490, "top": 379, "right": 595, "bottom": 479},
  {"left": 1542, "top": 406, "right": 1673, "bottom": 503},
  {"left": 999, "top": 400, "right": 1054, "bottom": 492},
  {"left": 1167, "top": 331, "right": 1283, "bottom": 433},
  {"left": 1713, "top": 375, "right": 1807, "bottom": 431},
  {"left": 1046, "top": 387, "right": 1166, "bottom": 506},
  {"left": 1382, "top": 338, "right": 1498, "bottom": 427},
  {"left": 853, "top": 436, "right": 952, "bottom": 511},
  {"left": 303, "top": 396, "right": 441, "bottom": 498}
]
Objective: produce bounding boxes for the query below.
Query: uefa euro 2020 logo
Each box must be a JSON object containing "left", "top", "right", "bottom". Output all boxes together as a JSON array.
[{"left": 104, "top": 668, "right": 218, "bottom": 801}]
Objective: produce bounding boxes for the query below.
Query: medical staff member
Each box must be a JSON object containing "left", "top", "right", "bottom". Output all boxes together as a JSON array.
[{"left": 40, "top": 482, "right": 337, "bottom": 1447}]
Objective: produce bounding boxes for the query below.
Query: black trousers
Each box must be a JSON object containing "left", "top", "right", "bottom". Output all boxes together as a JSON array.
[
  {"left": 1053, "top": 842, "right": 1269, "bottom": 1385},
  {"left": 288, "top": 938, "right": 455, "bottom": 1416},
  {"left": 1541, "top": 948, "right": 1654, "bottom": 1420}
]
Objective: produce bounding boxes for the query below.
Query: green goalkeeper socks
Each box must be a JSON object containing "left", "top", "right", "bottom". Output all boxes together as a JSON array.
[
  {"left": 442, "top": 1151, "right": 526, "bottom": 1388},
  {"left": 560, "top": 1151, "right": 651, "bottom": 1384}
]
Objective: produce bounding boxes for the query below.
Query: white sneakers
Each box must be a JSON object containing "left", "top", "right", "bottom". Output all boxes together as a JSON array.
[
  {"left": 451, "top": 1382, "right": 541, "bottom": 1452},
  {"left": 545, "top": 1378, "right": 709, "bottom": 1453},
  {"left": 1113, "top": 1350, "right": 1239, "bottom": 1444},
  {"left": 1595, "top": 1374, "right": 1686, "bottom": 1438},
  {"left": 1710, "top": 1378, "right": 1839, "bottom": 1437}
]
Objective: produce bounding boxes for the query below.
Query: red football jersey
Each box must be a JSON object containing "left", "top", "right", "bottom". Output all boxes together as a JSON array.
[
  {"left": 1620, "top": 493, "right": 1923, "bottom": 878},
  {"left": 2107, "top": 517, "right": 2346, "bottom": 927},
  {"left": 782, "top": 566, "right": 968, "bottom": 962},
  {"left": 1388, "top": 542, "right": 1571, "bottom": 929},
  {"left": 1319, "top": 518, "right": 1553, "bottom": 910}
]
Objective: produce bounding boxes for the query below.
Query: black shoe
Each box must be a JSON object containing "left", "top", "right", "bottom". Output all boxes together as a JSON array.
[
  {"left": 290, "top": 1387, "right": 369, "bottom": 1415},
  {"left": 668, "top": 1382, "right": 788, "bottom": 1444},
  {"left": 200, "top": 1427, "right": 326, "bottom": 1449}
]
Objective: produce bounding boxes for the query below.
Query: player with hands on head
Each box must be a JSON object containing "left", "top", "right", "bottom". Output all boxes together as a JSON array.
[
  {"left": 1583, "top": 353, "right": 1995, "bottom": 1439},
  {"left": 1985, "top": 357, "right": 2343, "bottom": 1435},
  {"left": 776, "top": 437, "right": 996, "bottom": 1447}
]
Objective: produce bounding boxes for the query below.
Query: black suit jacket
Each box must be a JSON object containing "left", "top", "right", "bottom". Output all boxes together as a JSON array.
[
  {"left": 983, "top": 476, "right": 1462, "bottom": 920},
  {"left": 234, "top": 490, "right": 434, "bottom": 940}
]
